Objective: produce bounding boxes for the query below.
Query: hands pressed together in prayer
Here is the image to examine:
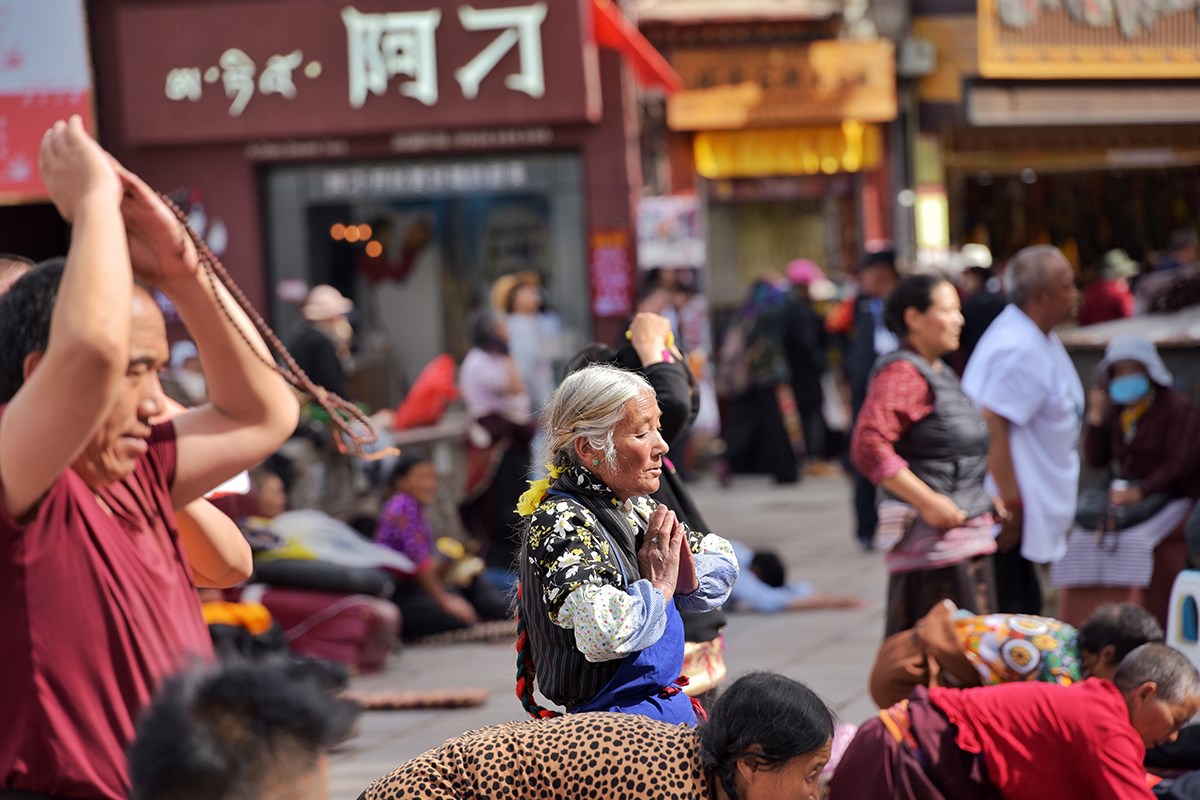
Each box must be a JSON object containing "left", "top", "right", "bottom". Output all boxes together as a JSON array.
[{"left": 637, "top": 504, "right": 698, "bottom": 598}]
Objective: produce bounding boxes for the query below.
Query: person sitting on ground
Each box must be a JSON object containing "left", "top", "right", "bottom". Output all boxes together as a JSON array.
[
  {"left": 127, "top": 659, "right": 359, "bottom": 800},
  {"left": 514, "top": 364, "right": 737, "bottom": 724},
  {"left": 375, "top": 454, "right": 509, "bottom": 640},
  {"left": 830, "top": 643, "right": 1200, "bottom": 800},
  {"left": 869, "top": 600, "right": 1165, "bottom": 708},
  {"left": 0, "top": 117, "right": 297, "bottom": 799},
  {"left": 728, "top": 541, "right": 863, "bottom": 613},
  {"left": 359, "top": 671, "right": 833, "bottom": 800},
  {"left": 1052, "top": 334, "right": 1200, "bottom": 624}
]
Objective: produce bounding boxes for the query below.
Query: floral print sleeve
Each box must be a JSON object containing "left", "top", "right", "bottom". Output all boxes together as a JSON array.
[
  {"left": 625, "top": 497, "right": 739, "bottom": 613},
  {"left": 526, "top": 497, "right": 667, "bottom": 662}
]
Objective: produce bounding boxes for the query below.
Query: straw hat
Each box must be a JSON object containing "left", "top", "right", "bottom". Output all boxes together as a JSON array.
[
  {"left": 301, "top": 285, "right": 354, "bottom": 321},
  {"left": 1102, "top": 249, "right": 1139, "bottom": 280}
]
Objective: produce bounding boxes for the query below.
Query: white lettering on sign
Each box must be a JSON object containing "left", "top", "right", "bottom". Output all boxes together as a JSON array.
[
  {"left": 343, "top": 6, "right": 442, "bottom": 108},
  {"left": 455, "top": 3, "right": 547, "bottom": 99},
  {"left": 260, "top": 49, "right": 305, "bottom": 99},
  {"left": 220, "top": 48, "right": 257, "bottom": 116},
  {"left": 162, "top": 3, "right": 552, "bottom": 115},
  {"left": 165, "top": 67, "right": 203, "bottom": 102}
]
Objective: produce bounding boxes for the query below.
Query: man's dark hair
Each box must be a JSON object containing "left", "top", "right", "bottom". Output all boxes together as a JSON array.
[
  {"left": 128, "top": 658, "right": 359, "bottom": 800},
  {"left": 0, "top": 258, "right": 66, "bottom": 404},
  {"left": 749, "top": 549, "right": 787, "bottom": 589},
  {"left": 698, "top": 672, "right": 835, "bottom": 800},
  {"left": 1077, "top": 602, "right": 1165, "bottom": 663},
  {"left": 858, "top": 248, "right": 898, "bottom": 274}
]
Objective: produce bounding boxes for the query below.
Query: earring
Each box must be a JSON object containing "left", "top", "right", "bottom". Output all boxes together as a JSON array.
[{"left": 592, "top": 459, "right": 600, "bottom": 466}]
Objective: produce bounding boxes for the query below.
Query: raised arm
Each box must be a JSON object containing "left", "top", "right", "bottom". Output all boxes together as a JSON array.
[
  {"left": 0, "top": 117, "right": 130, "bottom": 520},
  {"left": 115, "top": 168, "right": 299, "bottom": 506}
]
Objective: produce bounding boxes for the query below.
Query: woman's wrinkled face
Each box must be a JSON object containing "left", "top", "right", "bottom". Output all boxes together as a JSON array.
[
  {"left": 590, "top": 391, "right": 667, "bottom": 502},
  {"left": 739, "top": 740, "right": 832, "bottom": 800}
]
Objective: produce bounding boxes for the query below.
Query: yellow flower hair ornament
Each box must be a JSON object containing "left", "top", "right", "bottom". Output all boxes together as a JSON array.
[{"left": 516, "top": 463, "right": 565, "bottom": 517}]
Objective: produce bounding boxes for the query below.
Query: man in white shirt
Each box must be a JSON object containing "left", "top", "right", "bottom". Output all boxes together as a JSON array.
[{"left": 962, "top": 246, "right": 1083, "bottom": 615}]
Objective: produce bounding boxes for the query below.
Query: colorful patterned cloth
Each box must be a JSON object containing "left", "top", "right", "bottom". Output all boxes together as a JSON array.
[{"left": 954, "top": 613, "right": 1081, "bottom": 686}]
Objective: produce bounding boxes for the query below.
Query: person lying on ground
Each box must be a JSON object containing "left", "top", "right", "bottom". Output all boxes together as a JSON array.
[{"left": 727, "top": 540, "right": 864, "bottom": 612}]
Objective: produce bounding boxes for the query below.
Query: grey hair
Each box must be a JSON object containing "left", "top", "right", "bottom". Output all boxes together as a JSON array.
[
  {"left": 1004, "top": 245, "right": 1067, "bottom": 308},
  {"left": 1113, "top": 643, "right": 1200, "bottom": 705},
  {"left": 539, "top": 364, "right": 654, "bottom": 472}
]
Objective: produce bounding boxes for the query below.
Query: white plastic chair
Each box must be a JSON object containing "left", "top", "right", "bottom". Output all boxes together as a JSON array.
[{"left": 1167, "top": 569, "right": 1200, "bottom": 670}]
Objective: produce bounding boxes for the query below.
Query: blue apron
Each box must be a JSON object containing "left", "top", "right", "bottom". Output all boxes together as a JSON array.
[
  {"left": 545, "top": 489, "right": 695, "bottom": 725},
  {"left": 574, "top": 598, "right": 695, "bottom": 725}
]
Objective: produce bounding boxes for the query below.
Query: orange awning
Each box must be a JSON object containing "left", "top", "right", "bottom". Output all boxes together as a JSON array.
[{"left": 593, "top": 0, "right": 684, "bottom": 93}]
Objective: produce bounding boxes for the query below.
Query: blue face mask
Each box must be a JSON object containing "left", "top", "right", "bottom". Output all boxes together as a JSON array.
[{"left": 1109, "top": 373, "right": 1151, "bottom": 405}]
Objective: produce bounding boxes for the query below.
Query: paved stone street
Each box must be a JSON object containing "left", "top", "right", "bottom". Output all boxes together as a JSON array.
[{"left": 330, "top": 470, "right": 886, "bottom": 798}]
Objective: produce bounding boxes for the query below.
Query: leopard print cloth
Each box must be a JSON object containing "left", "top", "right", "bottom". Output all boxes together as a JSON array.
[{"left": 360, "top": 712, "right": 712, "bottom": 800}]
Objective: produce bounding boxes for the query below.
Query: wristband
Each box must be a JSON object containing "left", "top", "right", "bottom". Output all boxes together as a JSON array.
[{"left": 1003, "top": 497, "right": 1023, "bottom": 510}]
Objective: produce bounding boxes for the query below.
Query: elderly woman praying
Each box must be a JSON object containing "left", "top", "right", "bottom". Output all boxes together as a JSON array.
[{"left": 513, "top": 364, "right": 737, "bottom": 724}]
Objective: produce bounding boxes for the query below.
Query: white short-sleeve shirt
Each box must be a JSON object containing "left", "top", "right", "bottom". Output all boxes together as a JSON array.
[{"left": 961, "top": 305, "right": 1085, "bottom": 563}]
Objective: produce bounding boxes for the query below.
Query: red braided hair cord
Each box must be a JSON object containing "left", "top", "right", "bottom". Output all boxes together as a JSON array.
[{"left": 514, "top": 585, "right": 561, "bottom": 719}]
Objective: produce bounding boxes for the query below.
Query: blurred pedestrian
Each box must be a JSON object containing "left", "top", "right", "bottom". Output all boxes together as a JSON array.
[
  {"left": 842, "top": 248, "right": 900, "bottom": 549},
  {"left": 1079, "top": 249, "right": 1138, "bottom": 327},
  {"left": 458, "top": 309, "right": 535, "bottom": 592},
  {"left": 284, "top": 284, "right": 361, "bottom": 519},
  {"left": 962, "top": 245, "right": 1083, "bottom": 615},
  {"left": 852, "top": 274, "right": 997, "bottom": 635},
  {"left": 717, "top": 276, "right": 804, "bottom": 484},
  {"left": 784, "top": 259, "right": 830, "bottom": 466}
]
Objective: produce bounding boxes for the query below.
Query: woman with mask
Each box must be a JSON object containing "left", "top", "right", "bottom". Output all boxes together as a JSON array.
[{"left": 1052, "top": 335, "right": 1200, "bottom": 624}]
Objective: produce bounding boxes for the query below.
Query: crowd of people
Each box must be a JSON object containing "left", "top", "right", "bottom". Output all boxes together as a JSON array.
[{"left": 7, "top": 115, "right": 1200, "bottom": 800}]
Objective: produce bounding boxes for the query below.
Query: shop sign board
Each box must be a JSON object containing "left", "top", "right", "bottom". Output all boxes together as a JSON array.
[
  {"left": 589, "top": 229, "right": 634, "bottom": 318},
  {"left": 667, "top": 39, "right": 896, "bottom": 131},
  {"left": 113, "top": 0, "right": 600, "bottom": 145},
  {"left": 637, "top": 196, "right": 705, "bottom": 269},
  {"left": 978, "top": 0, "right": 1200, "bottom": 78},
  {"left": 0, "top": 0, "right": 93, "bottom": 202}
]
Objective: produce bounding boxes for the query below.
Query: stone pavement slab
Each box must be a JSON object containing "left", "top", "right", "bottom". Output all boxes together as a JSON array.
[{"left": 330, "top": 471, "right": 886, "bottom": 798}]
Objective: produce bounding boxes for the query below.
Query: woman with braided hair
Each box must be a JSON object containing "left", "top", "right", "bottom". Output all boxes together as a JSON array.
[
  {"left": 357, "top": 671, "right": 835, "bottom": 800},
  {"left": 512, "top": 363, "right": 737, "bottom": 724}
]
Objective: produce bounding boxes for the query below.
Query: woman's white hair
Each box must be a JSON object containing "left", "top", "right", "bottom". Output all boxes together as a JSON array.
[{"left": 540, "top": 364, "right": 654, "bottom": 472}]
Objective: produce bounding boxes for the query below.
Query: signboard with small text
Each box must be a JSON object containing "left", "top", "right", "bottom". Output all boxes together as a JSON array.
[
  {"left": 589, "top": 229, "right": 633, "bottom": 318},
  {"left": 0, "top": 0, "right": 94, "bottom": 202},
  {"left": 113, "top": 0, "right": 600, "bottom": 145},
  {"left": 667, "top": 39, "right": 896, "bottom": 131}
]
